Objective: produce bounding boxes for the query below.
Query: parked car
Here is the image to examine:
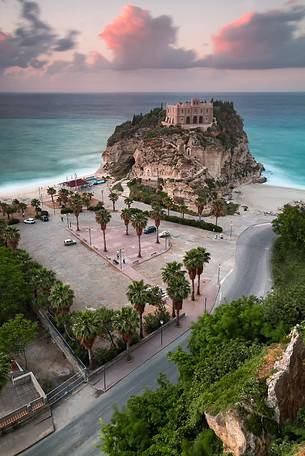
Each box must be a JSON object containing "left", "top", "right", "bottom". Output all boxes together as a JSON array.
[
  {"left": 159, "top": 230, "right": 170, "bottom": 238},
  {"left": 144, "top": 226, "right": 156, "bottom": 234},
  {"left": 41, "top": 215, "right": 49, "bottom": 222},
  {"left": 64, "top": 239, "right": 77, "bottom": 246},
  {"left": 24, "top": 218, "right": 35, "bottom": 224}
]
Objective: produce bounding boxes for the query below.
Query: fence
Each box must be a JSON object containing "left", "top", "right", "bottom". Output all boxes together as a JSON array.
[
  {"left": 0, "top": 397, "right": 46, "bottom": 432},
  {"left": 47, "top": 373, "right": 85, "bottom": 406},
  {"left": 37, "top": 309, "right": 88, "bottom": 379}
]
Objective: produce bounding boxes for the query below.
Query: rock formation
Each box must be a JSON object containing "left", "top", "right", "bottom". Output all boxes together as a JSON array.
[
  {"left": 204, "top": 330, "right": 305, "bottom": 456},
  {"left": 97, "top": 103, "right": 265, "bottom": 207}
]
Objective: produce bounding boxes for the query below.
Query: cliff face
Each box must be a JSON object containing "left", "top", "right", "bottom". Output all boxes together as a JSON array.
[{"left": 98, "top": 103, "right": 264, "bottom": 205}]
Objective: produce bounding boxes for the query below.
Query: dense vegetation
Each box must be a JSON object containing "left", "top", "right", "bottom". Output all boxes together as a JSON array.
[{"left": 100, "top": 203, "right": 305, "bottom": 455}]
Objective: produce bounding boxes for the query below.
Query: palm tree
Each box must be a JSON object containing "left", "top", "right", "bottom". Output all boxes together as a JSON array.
[
  {"left": 71, "top": 310, "right": 99, "bottom": 369},
  {"left": 161, "top": 261, "right": 184, "bottom": 317},
  {"left": 183, "top": 249, "right": 201, "bottom": 301},
  {"left": 0, "top": 201, "right": 8, "bottom": 217},
  {"left": 18, "top": 202, "right": 27, "bottom": 217},
  {"left": 195, "top": 247, "right": 211, "bottom": 296},
  {"left": 95, "top": 208, "right": 111, "bottom": 252},
  {"left": 150, "top": 205, "right": 164, "bottom": 244},
  {"left": 5, "top": 226, "right": 20, "bottom": 250},
  {"left": 162, "top": 196, "right": 173, "bottom": 216},
  {"left": 195, "top": 195, "right": 207, "bottom": 221},
  {"left": 114, "top": 306, "right": 139, "bottom": 360},
  {"left": 82, "top": 192, "right": 94, "bottom": 209},
  {"left": 58, "top": 188, "right": 70, "bottom": 207},
  {"left": 179, "top": 202, "right": 188, "bottom": 219},
  {"left": 0, "top": 353, "right": 10, "bottom": 391},
  {"left": 167, "top": 274, "right": 190, "bottom": 326},
  {"left": 5, "top": 205, "right": 15, "bottom": 220},
  {"left": 109, "top": 192, "right": 119, "bottom": 211},
  {"left": 127, "top": 280, "right": 150, "bottom": 338},
  {"left": 121, "top": 208, "right": 131, "bottom": 235},
  {"left": 69, "top": 192, "right": 83, "bottom": 231},
  {"left": 124, "top": 197, "right": 133, "bottom": 208},
  {"left": 47, "top": 187, "right": 57, "bottom": 213},
  {"left": 31, "top": 267, "right": 56, "bottom": 304},
  {"left": 96, "top": 307, "right": 116, "bottom": 347},
  {"left": 48, "top": 282, "right": 74, "bottom": 315},
  {"left": 12, "top": 199, "right": 20, "bottom": 212},
  {"left": 211, "top": 198, "right": 226, "bottom": 226},
  {"left": 31, "top": 198, "right": 41, "bottom": 218},
  {"left": 131, "top": 211, "right": 148, "bottom": 258}
]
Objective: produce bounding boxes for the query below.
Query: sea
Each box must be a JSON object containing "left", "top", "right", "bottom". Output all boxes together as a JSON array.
[{"left": 0, "top": 92, "right": 305, "bottom": 194}]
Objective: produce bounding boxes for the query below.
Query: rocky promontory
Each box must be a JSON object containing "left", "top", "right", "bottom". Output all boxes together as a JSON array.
[{"left": 97, "top": 102, "right": 264, "bottom": 206}]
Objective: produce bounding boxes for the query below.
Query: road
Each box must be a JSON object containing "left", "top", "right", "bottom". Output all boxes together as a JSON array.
[{"left": 23, "top": 222, "right": 276, "bottom": 456}]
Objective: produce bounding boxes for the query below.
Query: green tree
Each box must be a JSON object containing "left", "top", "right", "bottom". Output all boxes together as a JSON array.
[
  {"left": 109, "top": 192, "right": 119, "bottom": 211},
  {"left": 96, "top": 208, "right": 111, "bottom": 252},
  {"left": 82, "top": 192, "right": 94, "bottom": 209},
  {"left": 31, "top": 198, "right": 41, "bottom": 217},
  {"left": 179, "top": 202, "right": 188, "bottom": 219},
  {"left": 96, "top": 307, "right": 116, "bottom": 347},
  {"left": 5, "top": 226, "right": 20, "bottom": 250},
  {"left": 124, "top": 197, "right": 133, "bottom": 208},
  {"left": 69, "top": 192, "right": 83, "bottom": 231},
  {"left": 183, "top": 248, "right": 201, "bottom": 301},
  {"left": 5, "top": 205, "right": 16, "bottom": 220},
  {"left": 0, "top": 352, "right": 10, "bottom": 391},
  {"left": 0, "top": 314, "right": 38, "bottom": 368},
  {"left": 57, "top": 188, "right": 70, "bottom": 207},
  {"left": 47, "top": 187, "right": 57, "bottom": 213},
  {"left": 18, "top": 202, "right": 27, "bottom": 217},
  {"left": 31, "top": 266, "right": 56, "bottom": 306},
  {"left": 127, "top": 280, "right": 151, "bottom": 338},
  {"left": 161, "top": 261, "right": 184, "bottom": 317},
  {"left": 71, "top": 310, "right": 99, "bottom": 368},
  {"left": 0, "top": 219, "right": 7, "bottom": 245},
  {"left": 49, "top": 282, "right": 74, "bottom": 315},
  {"left": 195, "top": 195, "right": 207, "bottom": 221},
  {"left": 211, "top": 199, "right": 226, "bottom": 226},
  {"left": 121, "top": 208, "right": 131, "bottom": 235},
  {"left": 131, "top": 211, "right": 148, "bottom": 258},
  {"left": 150, "top": 205, "right": 164, "bottom": 244},
  {"left": 272, "top": 203, "right": 305, "bottom": 251},
  {"left": 167, "top": 274, "right": 190, "bottom": 326},
  {"left": 114, "top": 306, "right": 138, "bottom": 360},
  {"left": 162, "top": 195, "right": 173, "bottom": 216},
  {"left": 194, "top": 247, "right": 211, "bottom": 296}
]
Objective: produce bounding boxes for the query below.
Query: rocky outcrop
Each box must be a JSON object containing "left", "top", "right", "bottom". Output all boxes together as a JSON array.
[
  {"left": 205, "top": 331, "right": 305, "bottom": 456},
  {"left": 205, "top": 408, "right": 268, "bottom": 456},
  {"left": 97, "top": 104, "right": 264, "bottom": 206},
  {"left": 267, "top": 328, "right": 305, "bottom": 425}
]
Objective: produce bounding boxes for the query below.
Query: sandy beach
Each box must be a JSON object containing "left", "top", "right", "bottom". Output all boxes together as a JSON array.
[{"left": 0, "top": 178, "right": 304, "bottom": 215}]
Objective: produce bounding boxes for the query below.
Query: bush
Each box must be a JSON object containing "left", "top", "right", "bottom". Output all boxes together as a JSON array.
[
  {"left": 94, "top": 345, "right": 124, "bottom": 366},
  {"left": 61, "top": 207, "right": 73, "bottom": 214},
  {"left": 162, "top": 213, "right": 222, "bottom": 233},
  {"left": 8, "top": 218, "right": 19, "bottom": 225},
  {"left": 144, "top": 307, "right": 170, "bottom": 334},
  {"left": 112, "top": 182, "right": 124, "bottom": 193},
  {"left": 88, "top": 202, "right": 105, "bottom": 212}
]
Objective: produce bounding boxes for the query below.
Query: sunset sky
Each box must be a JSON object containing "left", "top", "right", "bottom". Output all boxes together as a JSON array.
[{"left": 1, "top": 0, "right": 305, "bottom": 92}]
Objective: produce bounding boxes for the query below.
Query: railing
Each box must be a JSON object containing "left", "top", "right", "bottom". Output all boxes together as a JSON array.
[
  {"left": 0, "top": 397, "right": 46, "bottom": 432},
  {"left": 37, "top": 309, "right": 88, "bottom": 379},
  {"left": 47, "top": 373, "right": 84, "bottom": 406}
]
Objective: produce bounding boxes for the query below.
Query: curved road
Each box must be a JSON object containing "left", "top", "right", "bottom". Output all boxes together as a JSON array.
[{"left": 23, "top": 222, "right": 276, "bottom": 456}]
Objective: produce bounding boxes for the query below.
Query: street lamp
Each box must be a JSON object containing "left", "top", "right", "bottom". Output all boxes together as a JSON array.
[
  {"left": 217, "top": 264, "right": 221, "bottom": 285},
  {"left": 230, "top": 221, "right": 233, "bottom": 239},
  {"left": 88, "top": 227, "right": 92, "bottom": 246},
  {"left": 160, "top": 320, "right": 164, "bottom": 346},
  {"left": 101, "top": 189, "right": 104, "bottom": 203},
  {"left": 204, "top": 297, "right": 207, "bottom": 313}
]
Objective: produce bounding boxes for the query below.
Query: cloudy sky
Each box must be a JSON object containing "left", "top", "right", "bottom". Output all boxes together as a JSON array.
[{"left": 1, "top": 0, "right": 305, "bottom": 91}]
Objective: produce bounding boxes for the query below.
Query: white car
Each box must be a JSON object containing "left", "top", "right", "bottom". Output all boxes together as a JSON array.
[
  {"left": 64, "top": 239, "right": 77, "bottom": 246},
  {"left": 24, "top": 218, "right": 35, "bottom": 224},
  {"left": 159, "top": 231, "right": 171, "bottom": 238}
]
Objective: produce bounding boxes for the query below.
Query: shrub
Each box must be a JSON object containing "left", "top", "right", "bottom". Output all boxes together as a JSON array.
[
  {"left": 61, "top": 207, "right": 73, "bottom": 214},
  {"left": 8, "top": 218, "right": 20, "bottom": 225},
  {"left": 94, "top": 346, "right": 124, "bottom": 366},
  {"left": 112, "top": 182, "right": 124, "bottom": 193},
  {"left": 144, "top": 307, "right": 170, "bottom": 334},
  {"left": 162, "top": 213, "right": 222, "bottom": 233}
]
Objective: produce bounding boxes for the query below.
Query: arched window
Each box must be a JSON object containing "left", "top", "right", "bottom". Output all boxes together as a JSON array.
[
  {"left": 199, "top": 116, "right": 203, "bottom": 124},
  {"left": 186, "top": 116, "right": 191, "bottom": 124},
  {"left": 193, "top": 116, "right": 198, "bottom": 124}
]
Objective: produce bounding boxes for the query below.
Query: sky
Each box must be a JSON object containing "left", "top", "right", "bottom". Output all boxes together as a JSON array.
[{"left": 0, "top": 0, "right": 305, "bottom": 92}]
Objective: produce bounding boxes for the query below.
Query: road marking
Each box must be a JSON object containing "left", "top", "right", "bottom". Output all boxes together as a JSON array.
[{"left": 220, "top": 267, "right": 234, "bottom": 286}]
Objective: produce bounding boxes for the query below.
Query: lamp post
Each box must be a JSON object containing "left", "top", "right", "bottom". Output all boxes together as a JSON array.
[
  {"left": 160, "top": 320, "right": 164, "bottom": 346},
  {"left": 101, "top": 189, "right": 104, "bottom": 204},
  {"left": 88, "top": 227, "right": 92, "bottom": 246},
  {"left": 230, "top": 221, "right": 233, "bottom": 239},
  {"left": 217, "top": 264, "right": 221, "bottom": 285},
  {"left": 204, "top": 297, "right": 207, "bottom": 313}
]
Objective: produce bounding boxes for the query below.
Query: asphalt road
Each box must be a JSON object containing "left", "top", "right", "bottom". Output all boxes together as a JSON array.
[{"left": 23, "top": 222, "right": 276, "bottom": 456}]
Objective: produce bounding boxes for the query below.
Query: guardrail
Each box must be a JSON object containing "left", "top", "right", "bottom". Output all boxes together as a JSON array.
[{"left": 47, "top": 373, "right": 84, "bottom": 406}]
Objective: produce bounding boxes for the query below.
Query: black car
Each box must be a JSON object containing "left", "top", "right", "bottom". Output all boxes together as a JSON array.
[
  {"left": 144, "top": 226, "right": 156, "bottom": 234},
  {"left": 41, "top": 215, "right": 49, "bottom": 222}
]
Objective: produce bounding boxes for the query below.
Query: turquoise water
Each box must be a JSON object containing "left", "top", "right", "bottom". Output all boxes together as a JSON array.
[{"left": 0, "top": 92, "right": 305, "bottom": 193}]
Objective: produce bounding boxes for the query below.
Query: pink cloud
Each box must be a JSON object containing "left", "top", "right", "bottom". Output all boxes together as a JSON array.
[{"left": 212, "top": 12, "right": 254, "bottom": 54}]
